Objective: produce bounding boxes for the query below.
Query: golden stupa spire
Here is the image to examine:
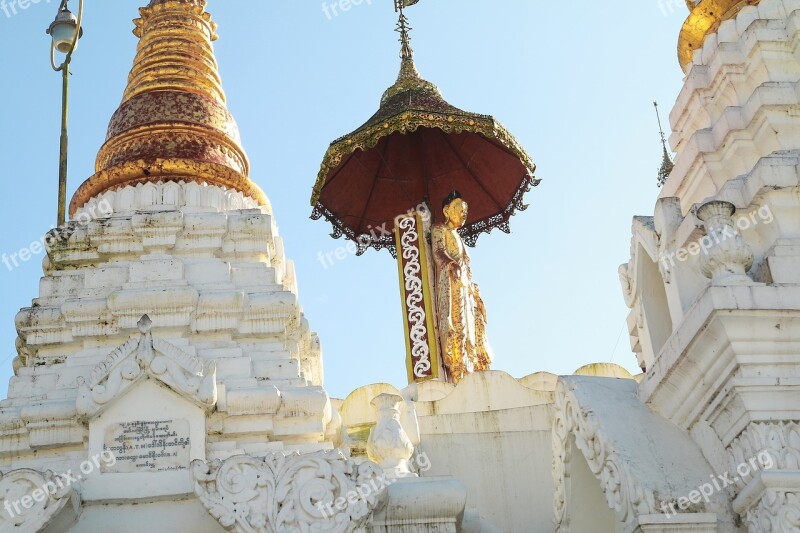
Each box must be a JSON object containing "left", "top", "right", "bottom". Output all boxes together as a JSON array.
[
  {"left": 678, "top": 0, "right": 760, "bottom": 70},
  {"left": 69, "top": 0, "right": 268, "bottom": 216}
]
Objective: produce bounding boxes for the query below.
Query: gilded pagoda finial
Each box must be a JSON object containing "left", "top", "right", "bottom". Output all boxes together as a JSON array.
[
  {"left": 69, "top": 0, "right": 269, "bottom": 216},
  {"left": 654, "top": 101, "right": 674, "bottom": 188},
  {"left": 380, "top": 0, "right": 441, "bottom": 105}
]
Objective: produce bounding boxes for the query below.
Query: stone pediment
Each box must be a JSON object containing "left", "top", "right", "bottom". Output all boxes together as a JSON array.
[
  {"left": 552, "top": 376, "right": 738, "bottom": 531},
  {"left": 77, "top": 315, "right": 217, "bottom": 418}
]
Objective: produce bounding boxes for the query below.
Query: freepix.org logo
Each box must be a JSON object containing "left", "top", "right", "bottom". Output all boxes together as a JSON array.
[
  {"left": 321, "top": 0, "right": 373, "bottom": 20},
  {"left": 659, "top": 205, "right": 774, "bottom": 272},
  {"left": 657, "top": 0, "right": 685, "bottom": 16},
  {"left": 1, "top": 199, "right": 113, "bottom": 273},
  {"left": 0, "top": 0, "right": 56, "bottom": 20},
  {"left": 3, "top": 451, "right": 116, "bottom": 518}
]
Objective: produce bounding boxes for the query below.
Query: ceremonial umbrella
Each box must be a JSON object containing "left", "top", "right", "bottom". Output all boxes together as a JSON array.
[{"left": 310, "top": 3, "right": 538, "bottom": 256}]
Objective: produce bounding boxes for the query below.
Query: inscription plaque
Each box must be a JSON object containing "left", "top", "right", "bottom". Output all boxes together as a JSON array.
[{"left": 102, "top": 419, "right": 191, "bottom": 473}]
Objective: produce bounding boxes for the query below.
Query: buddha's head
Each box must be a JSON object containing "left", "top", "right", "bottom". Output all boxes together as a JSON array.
[{"left": 442, "top": 190, "right": 468, "bottom": 229}]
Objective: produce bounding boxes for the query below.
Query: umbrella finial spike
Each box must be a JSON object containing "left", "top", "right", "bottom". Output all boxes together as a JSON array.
[{"left": 395, "top": 0, "right": 414, "bottom": 61}]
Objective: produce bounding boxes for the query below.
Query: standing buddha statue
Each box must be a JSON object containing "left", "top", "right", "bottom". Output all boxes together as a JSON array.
[{"left": 431, "top": 191, "right": 493, "bottom": 383}]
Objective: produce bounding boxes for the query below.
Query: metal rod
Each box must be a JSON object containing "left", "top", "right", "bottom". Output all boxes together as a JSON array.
[
  {"left": 64, "top": 0, "right": 83, "bottom": 67},
  {"left": 396, "top": 2, "right": 413, "bottom": 60},
  {"left": 57, "top": 63, "right": 69, "bottom": 227},
  {"left": 654, "top": 101, "right": 668, "bottom": 148}
]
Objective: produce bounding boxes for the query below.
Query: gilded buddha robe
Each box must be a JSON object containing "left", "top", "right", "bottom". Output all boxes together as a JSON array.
[{"left": 431, "top": 223, "right": 492, "bottom": 383}]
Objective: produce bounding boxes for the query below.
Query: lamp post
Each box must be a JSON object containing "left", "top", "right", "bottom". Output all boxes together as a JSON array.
[{"left": 47, "top": 0, "right": 83, "bottom": 227}]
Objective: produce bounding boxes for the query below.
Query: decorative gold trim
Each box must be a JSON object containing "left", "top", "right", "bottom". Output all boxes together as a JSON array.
[
  {"left": 381, "top": 59, "right": 440, "bottom": 104},
  {"left": 678, "top": 0, "right": 760, "bottom": 70},
  {"left": 311, "top": 110, "right": 537, "bottom": 207},
  {"left": 417, "top": 211, "right": 440, "bottom": 382},
  {"left": 96, "top": 125, "right": 248, "bottom": 173},
  {"left": 395, "top": 212, "right": 440, "bottom": 384},
  {"left": 70, "top": 159, "right": 269, "bottom": 215}
]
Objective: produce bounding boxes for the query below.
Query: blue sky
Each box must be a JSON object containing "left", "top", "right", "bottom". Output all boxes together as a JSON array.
[{"left": 0, "top": 1, "right": 686, "bottom": 399}]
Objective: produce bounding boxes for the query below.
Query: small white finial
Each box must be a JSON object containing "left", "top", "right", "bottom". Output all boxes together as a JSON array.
[{"left": 137, "top": 314, "right": 152, "bottom": 334}]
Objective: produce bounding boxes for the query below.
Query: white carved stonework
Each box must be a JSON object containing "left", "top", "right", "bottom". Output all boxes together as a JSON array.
[
  {"left": 553, "top": 381, "right": 656, "bottom": 531},
  {"left": 745, "top": 490, "right": 800, "bottom": 532},
  {"left": 696, "top": 201, "right": 755, "bottom": 286},
  {"left": 618, "top": 212, "right": 680, "bottom": 375},
  {"left": 0, "top": 469, "right": 80, "bottom": 533},
  {"left": 191, "top": 450, "right": 386, "bottom": 533},
  {"left": 728, "top": 422, "right": 800, "bottom": 493},
  {"left": 74, "top": 181, "right": 261, "bottom": 220},
  {"left": 76, "top": 315, "right": 217, "bottom": 417},
  {"left": 725, "top": 421, "right": 800, "bottom": 532},
  {"left": 366, "top": 393, "right": 415, "bottom": 479},
  {"left": 369, "top": 477, "right": 468, "bottom": 533},
  {"left": 654, "top": 197, "right": 684, "bottom": 285}
]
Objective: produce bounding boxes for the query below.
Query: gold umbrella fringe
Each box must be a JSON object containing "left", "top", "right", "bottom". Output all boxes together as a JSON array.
[
  {"left": 310, "top": 171, "right": 538, "bottom": 257},
  {"left": 310, "top": 201, "right": 398, "bottom": 257}
]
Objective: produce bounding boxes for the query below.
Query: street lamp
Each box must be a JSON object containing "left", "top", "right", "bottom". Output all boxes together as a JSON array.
[{"left": 46, "top": 0, "right": 83, "bottom": 227}]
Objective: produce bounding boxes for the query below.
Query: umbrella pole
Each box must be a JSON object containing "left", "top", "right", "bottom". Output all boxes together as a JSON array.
[{"left": 394, "top": 203, "right": 447, "bottom": 384}]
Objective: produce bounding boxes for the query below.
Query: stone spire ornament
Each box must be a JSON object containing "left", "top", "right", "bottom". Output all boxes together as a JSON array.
[
  {"left": 366, "top": 393, "right": 415, "bottom": 478},
  {"left": 69, "top": 0, "right": 269, "bottom": 216},
  {"left": 696, "top": 200, "right": 755, "bottom": 285},
  {"left": 654, "top": 101, "right": 674, "bottom": 187}
]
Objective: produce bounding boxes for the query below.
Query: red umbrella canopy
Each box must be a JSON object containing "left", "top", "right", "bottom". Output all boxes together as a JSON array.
[{"left": 311, "top": 57, "right": 539, "bottom": 257}]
